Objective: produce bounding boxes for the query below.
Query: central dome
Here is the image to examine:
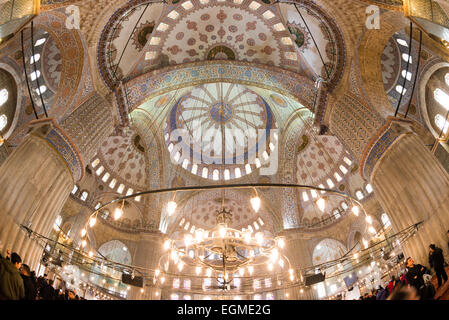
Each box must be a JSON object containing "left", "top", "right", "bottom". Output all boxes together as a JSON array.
[{"left": 164, "top": 82, "right": 277, "bottom": 180}]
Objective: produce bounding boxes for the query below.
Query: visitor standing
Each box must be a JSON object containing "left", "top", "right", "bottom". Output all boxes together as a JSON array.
[
  {"left": 0, "top": 252, "right": 25, "bottom": 300},
  {"left": 387, "top": 276, "right": 398, "bottom": 294},
  {"left": 428, "top": 244, "right": 448, "bottom": 288},
  {"left": 405, "top": 257, "right": 428, "bottom": 299},
  {"left": 20, "top": 264, "right": 37, "bottom": 300}
]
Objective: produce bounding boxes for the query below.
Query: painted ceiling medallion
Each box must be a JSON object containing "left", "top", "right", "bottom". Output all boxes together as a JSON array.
[
  {"left": 206, "top": 45, "right": 236, "bottom": 61},
  {"left": 287, "top": 23, "right": 311, "bottom": 52},
  {"left": 132, "top": 21, "right": 155, "bottom": 50},
  {"left": 165, "top": 82, "right": 277, "bottom": 180}
]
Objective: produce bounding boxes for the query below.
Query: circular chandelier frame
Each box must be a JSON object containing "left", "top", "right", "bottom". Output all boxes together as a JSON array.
[{"left": 77, "top": 183, "right": 370, "bottom": 287}]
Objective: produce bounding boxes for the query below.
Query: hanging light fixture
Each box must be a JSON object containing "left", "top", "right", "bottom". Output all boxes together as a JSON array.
[
  {"left": 250, "top": 188, "right": 261, "bottom": 213},
  {"left": 158, "top": 206, "right": 292, "bottom": 288},
  {"left": 114, "top": 200, "right": 125, "bottom": 220},
  {"left": 316, "top": 197, "right": 326, "bottom": 212},
  {"left": 80, "top": 183, "right": 369, "bottom": 293},
  {"left": 167, "top": 192, "right": 177, "bottom": 216},
  {"left": 365, "top": 215, "right": 373, "bottom": 224},
  {"left": 89, "top": 216, "right": 97, "bottom": 227}
]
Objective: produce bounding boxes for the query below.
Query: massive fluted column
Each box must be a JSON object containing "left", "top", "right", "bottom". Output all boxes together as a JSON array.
[
  {"left": 0, "top": 93, "right": 113, "bottom": 270},
  {"left": 329, "top": 94, "right": 449, "bottom": 266},
  {"left": 0, "top": 124, "right": 74, "bottom": 270}
]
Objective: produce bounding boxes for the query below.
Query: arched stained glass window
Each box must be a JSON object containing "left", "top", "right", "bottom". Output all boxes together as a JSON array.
[
  {"left": 435, "top": 114, "right": 449, "bottom": 134},
  {"left": 0, "top": 89, "right": 8, "bottom": 107},
  {"left": 80, "top": 191, "right": 88, "bottom": 201},
  {"left": 0, "top": 114, "right": 7, "bottom": 131},
  {"left": 434, "top": 88, "right": 449, "bottom": 110}
]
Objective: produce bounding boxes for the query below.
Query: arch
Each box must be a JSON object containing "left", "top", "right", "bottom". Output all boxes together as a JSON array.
[
  {"left": 31, "top": 11, "right": 89, "bottom": 120},
  {"left": 357, "top": 11, "right": 409, "bottom": 116},
  {"left": 0, "top": 63, "right": 22, "bottom": 140},
  {"left": 312, "top": 238, "right": 347, "bottom": 272},
  {"left": 97, "top": 239, "right": 132, "bottom": 265},
  {"left": 124, "top": 60, "right": 317, "bottom": 113},
  {"left": 418, "top": 60, "right": 449, "bottom": 139}
]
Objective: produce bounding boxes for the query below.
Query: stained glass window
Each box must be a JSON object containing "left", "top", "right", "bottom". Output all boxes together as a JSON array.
[
  {"left": 0, "top": 89, "right": 8, "bottom": 107},
  {"left": 435, "top": 114, "right": 449, "bottom": 134},
  {"left": 0, "top": 114, "right": 7, "bottom": 131},
  {"left": 434, "top": 88, "right": 449, "bottom": 110}
]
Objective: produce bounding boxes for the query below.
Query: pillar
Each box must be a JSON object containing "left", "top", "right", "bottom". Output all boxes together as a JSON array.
[
  {"left": 127, "top": 233, "right": 164, "bottom": 300},
  {"left": 0, "top": 93, "right": 114, "bottom": 270},
  {"left": 329, "top": 93, "right": 449, "bottom": 266},
  {"left": 0, "top": 121, "right": 77, "bottom": 270},
  {"left": 284, "top": 235, "right": 317, "bottom": 300}
]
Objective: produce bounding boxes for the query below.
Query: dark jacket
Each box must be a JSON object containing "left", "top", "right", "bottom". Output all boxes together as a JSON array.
[
  {"left": 406, "top": 264, "right": 426, "bottom": 290},
  {"left": 0, "top": 258, "right": 25, "bottom": 300},
  {"left": 39, "top": 283, "right": 55, "bottom": 300},
  {"left": 21, "top": 274, "right": 37, "bottom": 300},
  {"left": 376, "top": 288, "right": 387, "bottom": 300},
  {"left": 429, "top": 247, "right": 445, "bottom": 270}
]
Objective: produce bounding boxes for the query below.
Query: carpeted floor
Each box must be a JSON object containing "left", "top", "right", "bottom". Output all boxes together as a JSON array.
[{"left": 431, "top": 266, "right": 449, "bottom": 300}]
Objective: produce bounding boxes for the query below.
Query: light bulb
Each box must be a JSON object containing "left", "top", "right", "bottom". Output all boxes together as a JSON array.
[
  {"left": 195, "top": 229, "right": 204, "bottom": 242},
  {"left": 89, "top": 217, "right": 96, "bottom": 227},
  {"left": 196, "top": 266, "right": 202, "bottom": 275},
  {"left": 160, "top": 277, "right": 165, "bottom": 284},
  {"left": 277, "top": 238, "right": 285, "bottom": 249},
  {"left": 163, "top": 239, "right": 171, "bottom": 250},
  {"left": 368, "top": 226, "right": 376, "bottom": 234},
  {"left": 353, "top": 253, "right": 359, "bottom": 260},
  {"left": 155, "top": 269, "right": 160, "bottom": 277},
  {"left": 224, "top": 273, "right": 229, "bottom": 281},
  {"left": 80, "top": 229, "right": 87, "bottom": 237},
  {"left": 88, "top": 251, "right": 93, "bottom": 258},
  {"left": 244, "top": 232, "right": 251, "bottom": 244},
  {"left": 316, "top": 198, "right": 326, "bottom": 212},
  {"left": 268, "top": 263, "right": 273, "bottom": 271},
  {"left": 250, "top": 196, "right": 261, "bottom": 212},
  {"left": 184, "top": 234, "right": 193, "bottom": 246},
  {"left": 219, "top": 226, "right": 226, "bottom": 238},
  {"left": 114, "top": 207, "right": 123, "bottom": 220},
  {"left": 178, "top": 261, "right": 184, "bottom": 271},
  {"left": 248, "top": 266, "right": 254, "bottom": 275},
  {"left": 270, "top": 248, "right": 279, "bottom": 262},
  {"left": 255, "top": 232, "right": 264, "bottom": 245},
  {"left": 352, "top": 206, "right": 359, "bottom": 216},
  {"left": 279, "top": 259, "right": 285, "bottom": 268},
  {"left": 81, "top": 240, "right": 87, "bottom": 248},
  {"left": 167, "top": 201, "right": 177, "bottom": 216},
  {"left": 171, "top": 250, "right": 178, "bottom": 261},
  {"left": 290, "top": 274, "right": 294, "bottom": 281},
  {"left": 365, "top": 215, "right": 373, "bottom": 224},
  {"left": 289, "top": 268, "right": 294, "bottom": 275},
  {"left": 362, "top": 239, "right": 368, "bottom": 249}
]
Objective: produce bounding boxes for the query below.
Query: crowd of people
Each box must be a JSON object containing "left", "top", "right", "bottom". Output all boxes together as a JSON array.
[
  {"left": 0, "top": 250, "right": 83, "bottom": 300},
  {"left": 1, "top": 231, "right": 449, "bottom": 300},
  {"left": 358, "top": 236, "right": 449, "bottom": 300}
]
